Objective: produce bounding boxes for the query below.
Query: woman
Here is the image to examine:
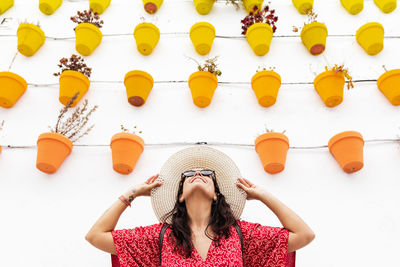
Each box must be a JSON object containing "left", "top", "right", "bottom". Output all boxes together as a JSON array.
[{"left": 86, "top": 146, "right": 315, "bottom": 266}]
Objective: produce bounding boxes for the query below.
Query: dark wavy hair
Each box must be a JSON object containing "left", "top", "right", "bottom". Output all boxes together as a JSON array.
[{"left": 161, "top": 171, "right": 237, "bottom": 258}]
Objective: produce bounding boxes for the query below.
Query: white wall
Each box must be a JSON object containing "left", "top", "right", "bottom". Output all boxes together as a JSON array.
[{"left": 1, "top": 0, "right": 400, "bottom": 266}]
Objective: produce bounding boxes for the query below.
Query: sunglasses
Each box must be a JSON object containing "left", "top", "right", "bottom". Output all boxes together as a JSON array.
[{"left": 181, "top": 169, "right": 215, "bottom": 179}]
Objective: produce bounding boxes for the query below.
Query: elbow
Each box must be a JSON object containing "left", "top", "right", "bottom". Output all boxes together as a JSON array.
[
  {"left": 304, "top": 230, "right": 315, "bottom": 244},
  {"left": 85, "top": 231, "right": 95, "bottom": 244}
]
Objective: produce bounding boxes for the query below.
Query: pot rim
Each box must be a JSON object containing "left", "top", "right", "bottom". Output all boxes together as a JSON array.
[
  {"left": 134, "top": 22, "right": 160, "bottom": 35},
  {"left": 300, "top": 21, "right": 327, "bottom": 36},
  {"left": 328, "top": 131, "right": 364, "bottom": 151},
  {"left": 37, "top": 132, "right": 73, "bottom": 153},
  {"left": 0, "top": 71, "right": 28, "bottom": 88},
  {"left": 190, "top": 22, "right": 215, "bottom": 37},
  {"left": 124, "top": 70, "right": 154, "bottom": 85},
  {"left": 75, "top": 22, "right": 102, "bottom": 36},
  {"left": 59, "top": 70, "right": 90, "bottom": 87},
  {"left": 188, "top": 70, "right": 218, "bottom": 84},
  {"left": 377, "top": 69, "right": 400, "bottom": 88},
  {"left": 110, "top": 132, "right": 145, "bottom": 149},
  {"left": 254, "top": 132, "right": 289, "bottom": 148},
  {"left": 246, "top": 22, "right": 273, "bottom": 36},
  {"left": 314, "top": 70, "right": 345, "bottom": 86},
  {"left": 251, "top": 70, "right": 281, "bottom": 87},
  {"left": 356, "top": 22, "right": 384, "bottom": 39}
]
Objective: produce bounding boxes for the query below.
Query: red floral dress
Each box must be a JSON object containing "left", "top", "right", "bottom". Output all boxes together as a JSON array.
[{"left": 111, "top": 220, "right": 291, "bottom": 267}]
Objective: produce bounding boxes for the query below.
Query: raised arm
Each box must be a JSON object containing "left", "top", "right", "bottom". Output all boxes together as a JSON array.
[
  {"left": 85, "top": 174, "right": 163, "bottom": 254},
  {"left": 236, "top": 177, "right": 315, "bottom": 253}
]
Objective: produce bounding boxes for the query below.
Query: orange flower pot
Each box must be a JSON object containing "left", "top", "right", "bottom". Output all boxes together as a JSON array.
[
  {"left": 59, "top": 70, "right": 90, "bottom": 107},
  {"left": 0, "top": 71, "right": 27, "bottom": 108},
  {"left": 255, "top": 132, "right": 289, "bottom": 174},
  {"left": 110, "top": 132, "right": 144, "bottom": 174},
  {"left": 188, "top": 71, "right": 218, "bottom": 108},
  {"left": 328, "top": 131, "right": 364, "bottom": 173},
  {"left": 124, "top": 70, "right": 154, "bottom": 107},
  {"left": 314, "top": 70, "right": 345, "bottom": 107},
  {"left": 36, "top": 132, "right": 73, "bottom": 174},
  {"left": 251, "top": 70, "right": 281, "bottom": 107},
  {"left": 377, "top": 69, "right": 400, "bottom": 105}
]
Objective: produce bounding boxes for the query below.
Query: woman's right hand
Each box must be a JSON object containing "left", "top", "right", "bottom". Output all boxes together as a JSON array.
[{"left": 124, "top": 174, "right": 163, "bottom": 198}]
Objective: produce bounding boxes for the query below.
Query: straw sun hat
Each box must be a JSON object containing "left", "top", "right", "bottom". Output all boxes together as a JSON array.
[{"left": 150, "top": 146, "right": 247, "bottom": 225}]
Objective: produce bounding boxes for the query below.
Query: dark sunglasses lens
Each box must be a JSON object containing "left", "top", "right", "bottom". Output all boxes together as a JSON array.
[
  {"left": 183, "top": 171, "right": 196, "bottom": 177},
  {"left": 201, "top": 170, "right": 213, "bottom": 176}
]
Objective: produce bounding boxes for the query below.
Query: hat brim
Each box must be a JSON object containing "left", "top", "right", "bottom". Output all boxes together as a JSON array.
[{"left": 151, "top": 146, "right": 247, "bottom": 224}]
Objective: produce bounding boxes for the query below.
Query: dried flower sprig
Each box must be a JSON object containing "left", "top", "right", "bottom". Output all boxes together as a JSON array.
[
  {"left": 49, "top": 92, "right": 98, "bottom": 143},
  {"left": 53, "top": 54, "right": 92, "bottom": 78},
  {"left": 241, "top": 5, "right": 278, "bottom": 35},
  {"left": 70, "top": 9, "right": 104, "bottom": 29},
  {"left": 226, "top": 0, "right": 240, "bottom": 10},
  {"left": 0, "top": 120, "right": 4, "bottom": 132},
  {"left": 293, "top": 8, "right": 318, "bottom": 33},
  {"left": 263, "top": 124, "right": 287, "bottom": 134},
  {"left": 121, "top": 125, "right": 143, "bottom": 135},
  {"left": 257, "top": 65, "right": 276, "bottom": 72},
  {"left": 382, "top": 65, "right": 388, "bottom": 72},
  {"left": 20, "top": 19, "right": 41, "bottom": 27},
  {"left": 325, "top": 64, "right": 354, "bottom": 89},
  {"left": 188, "top": 56, "right": 222, "bottom": 76}
]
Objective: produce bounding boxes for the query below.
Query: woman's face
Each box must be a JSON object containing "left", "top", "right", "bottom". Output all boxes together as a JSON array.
[{"left": 179, "top": 168, "right": 217, "bottom": 203}]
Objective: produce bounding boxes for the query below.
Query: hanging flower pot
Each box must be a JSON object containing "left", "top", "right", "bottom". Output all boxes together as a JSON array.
[
  {"left": 377, "top": 69, "right": 400, "bottom": 105},
  {"left": 190, "top": 22, "right": 215, "bottom": 56},
  {"left": 314, "top": 70, "right": 345, "bottom": 107},
  {"left": 143, "top": 0, "right": 163, "bottom": 14},
  {"left": 124, "top": 70, "right": 154, "bottom": 107},
  {"left": 54, "top": 54, "right": 92, "bottom": 107},
  {"left": 251, "top": 69, "right": 281, "bottom": 107},
  {"left": 36, "top": 132, "right": 73, "bottom": 174},
  {"left": 89, "top": 0, "right": 111, "bottom": 14},
  {"left": 0, "top": 0, "right": 14, "bottom": 14},
  {"left": 292, "top": 0, "right": 313, "bottom": 14},
  {"left": 340, "top": 0, "right": 364, "bottom": 15},
  {"left": 328, "top": 131, "right": 364, "bottom": 173},
  {"left": 255, "top": 132, "right": 289, "bottom": 174},
  {"left": 356, "top": 22, "right": 384, "bottom": 55},
  {"left": 243, "top": 0, "right": 263, "bottom": 13},
  {"left": 193, "top": 0, "right": 215, "bottom": 15},
  {"left": 188, "top": 71, "right": 218, "bottom": 108},
  {"left": 241, "top": 5, "right": 278, "bottom": 56},
  {"left": 246, "top": 23, "right": 273, "bottom": 56},
  {"left": 17, "top": 23, "right": 45, "bottom": 57},
  {"left": 39, "top": 0, "right": 62, "bottom": 15},
  {"left": 374, "top": 0, "right": 397, "bottom": 13},
  {"left": 74, "top": 23, "right": 102, "bottom": 56},
  {"left": 59, "top": 70, "right": 90, "bottom": 107},
  {"left": 110, "top": 132, "right": 144, "bottom": 174},
  {"left": 134, "top": 23, "right": 160, "bottom": 56},
  {"left": 37, "top": 94, "right": 97, "bottom": 174},
  {"left": 0, "top": 72, "right": 27, "bottom": 108},
  {"left": 300, "top": 22, "right": 328, "bottom": 55},
  {"left": 71, "top": 9, "right": 104, "bottom": 56}
]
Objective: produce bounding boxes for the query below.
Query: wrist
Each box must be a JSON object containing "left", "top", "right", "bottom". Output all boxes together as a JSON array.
[{"left": 123, "top": 188, "right": 138, "bottom": 203}]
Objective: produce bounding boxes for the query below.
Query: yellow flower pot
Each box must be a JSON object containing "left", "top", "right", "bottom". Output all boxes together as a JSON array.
[
  {"left": 0, "top": 72, "right": 27, "bottom": 108},
  {"left": 374, "top": 0, "right": 397, "bottom": 13},
  {"left": 243, "top": 0, "right": 263, "bottom": 13},
  {"left": 356, "top": 22, "right": 384, "bottom": 55},
  {"left": 190, "top": 22, "right": 215, "bottom": 55},
  {"left": 142, "top": 0, "right": 163, "bottom": 13},
  {"left": 300, "top": 22, "right": 328, "bottom": 55},
  {"left": 314, "top": 70, "right": 345, "bottom": 107},
  {"left": 341, "top": 0, "right": 363, "bottom": 14},
  {"left": 377, "top": 69, "right": 400, "bottom": 105},
  {"left": 246, "top": 23, "right": 273, "bottom": 56},
  {"left": 17, "top": 23, "right": 45, "bottom": 57},
  {"left": 75, "top": 22, "right": 102, "bottom": 56},
  {"left": 89, "top": 0, "right": 111, "bottom": 14},
  {"left": 251, "top": 70, "right": 281, "bottom": 107},
  {"left": 134, "top": 23, "right": 160, "bottom": 56},
  {"left": 188, "top": 71, "right": 218, "bottom": 108},
  {"left": 39, "top": 0, "right": 62, "bottom": 15},
  {"left": 0, "top": 0, "right": 13, "bottom": 14},
  {"left": 124, "top": 70, "right": 154, "bottom": 107},
  {"left": 292, "top": 0, "right": 313, "bottom": 14},
  {"left": 59, "top": 70, "right": 90, "bottom": 107},
  {"left": 193, "top": 0, "right": 215, "bottom": 15}
]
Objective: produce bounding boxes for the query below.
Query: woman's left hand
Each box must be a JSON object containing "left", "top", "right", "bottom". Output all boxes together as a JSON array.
[{"left": 235, "top": 177, "right": 265, "bottom": 200}]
